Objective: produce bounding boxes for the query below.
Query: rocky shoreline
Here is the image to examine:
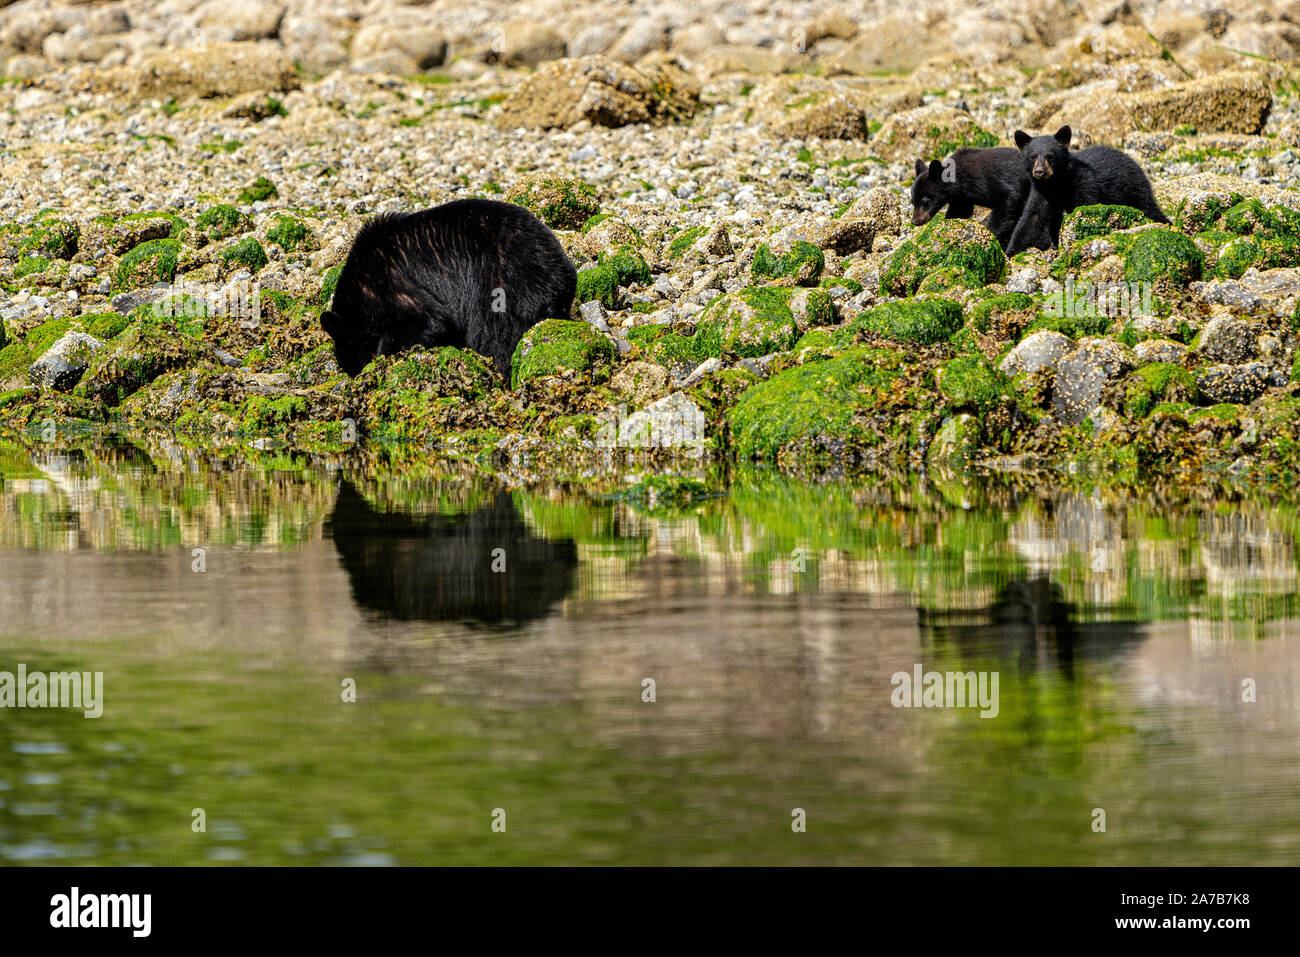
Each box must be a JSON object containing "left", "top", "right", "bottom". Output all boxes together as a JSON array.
[{"left": 5, "top": 1, "right": 1300, "bottom": 488}]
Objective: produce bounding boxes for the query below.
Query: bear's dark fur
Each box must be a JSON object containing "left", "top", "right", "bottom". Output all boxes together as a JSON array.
[
  {"left": 321, "top": 198, "right": 577, "bottom": 380},
  {"left": 1005, "top": 126, "right": 1169, "bottom": 256},
  {"left": 910, "top": 147, "right": 1030, "bottom": 248}
]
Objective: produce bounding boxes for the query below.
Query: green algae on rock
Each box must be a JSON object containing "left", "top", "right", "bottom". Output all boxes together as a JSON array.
[
  {"left": 238, "top": 176, "right": 279, "bottom": 204},
  {"left": 728, "top": 345, "right": 911, "bottom": 464},
  {"left": 881, "top": 218, "right": 1005, "bottom": 296},
  {"left": 511, "top": 318, "right": 616, "bottom": 388},
  {"left": 1060, "top": 205, "right": 1156, "bottom": 246},
  {"left": 1123, "top": 229, "right": 1204, "bottom": 284},
  {"left": 850, "top": 298, "right": 963, "bottom": 346},
  {"left": 194, "top": 205, "right": 253, "bottom": 246},
  {"left": 696, "top": 285, "right": 835, "bottom": 358},
  {"left": 114, "top": 238, "right": 182, "bottom": 290},
  {"left": 1123, "top": 362, "right": 1200, "bottom": 418},
  {"left": 75, "top": 321, "right": 212, "bottom": 406},
  {"left": 750, "top": 241, "right": 825, "bottom": 286},
  {"left": 504, "top": 176, "right": 600, "bottom": 230}
]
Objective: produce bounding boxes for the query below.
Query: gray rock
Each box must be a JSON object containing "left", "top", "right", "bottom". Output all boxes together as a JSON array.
[
  {"left": 652, "top": 274, "right": 677, "bottom": 298},
  {"left": 999, "top": 330, "right": 1073, "bottom": 378},
  {"left": 579, "top": 300, "right": 609, "bottom": 332},
  {"left": 1197, "top": 362, "right": 1269, "bottom": 404},
  {"left": 111, "top": 284, "right": 169, "bottom": 315},
  {"left": 617, "top": 391, "right": 707, "bottom": 450},
  {"left": 1052, "top": 337, "right": 1135, "bottom": 425},
  {"left": 1196, "top": 315, "right": 1256, "bottom": 363},
  {"left": 1006, "top": 268, "right": 1039, "bottom": 295},
  {"left": 680, "top": 357, "right": 723, "bottom": 388},
  {"left": 28, "top": 331, "right": 104, "bottom": 392},
  {"left": 1133, "top": 339, "right": 1187, "bottom": 364}
]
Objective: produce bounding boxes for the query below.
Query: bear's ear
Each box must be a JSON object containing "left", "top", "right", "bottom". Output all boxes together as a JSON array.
[
  {"left": 928, "top": 159, "right": 944, "bottom": 177},
  {"left": 320, "top": 310, "right": 342, "bottom": 339},
  {"left": 1014, "top": 130, "right": 1031, "bottom": 150},
  {"left": 1054, "top": 125, "right": 1072, "bottom": 146},
  {"left": 915, "top": 158, "right": 927, "bottom": 176}
]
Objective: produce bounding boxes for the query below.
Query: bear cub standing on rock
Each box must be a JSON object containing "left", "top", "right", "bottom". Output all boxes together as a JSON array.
[
  {"left": 321, "top": 199, "right": 577, "bottom": 381},
  {"left": 910, "top": 147, "right": 1030, "bottom": 248},
  {"left": 1005, "top": 126, "right": 1169, "bottom": 257}
]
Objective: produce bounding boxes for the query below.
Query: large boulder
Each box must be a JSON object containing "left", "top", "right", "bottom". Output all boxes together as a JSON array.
[
  {"left": 494, "top": 55, "right": 699, "bottom": 130},
  {"left": 29, "top": 332, "right": 104, "bottom": 392},
  {"left": 131, "top": 42, "right": 299, "bottom": 99}
]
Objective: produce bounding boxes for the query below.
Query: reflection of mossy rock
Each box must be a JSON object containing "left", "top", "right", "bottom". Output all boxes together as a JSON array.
[
  {"left": 1123, "top": 229, "right": 1203, "bottom": 284},
  {"left": 849, "top": 298, "right": 963, "bottom": 346},
  {"left": 703, "top": 285, "right": 835, "bottom": 358},
  {"left": 511, "top": 318, "right": 615, "bottom": 387},
  {"left": 504, "top": 175, "right": 599, "bottom": 230},
  {"left": 751, "top": 241, "right": 825, "bottom": 286},
  {"left": 115, "top": 238, "right": 182, "bottom": 290},
  {"left": 927, "top": 413, "right": 980, "bottom": 465},
  {"left": 728, "top": 345, "right": 907, "bottom": 462},
  {"left": 75, "top": 321, "right": 210, "bottom": 406},
  {"left": 881, "top": 218, "right": 1005, "bottom": 296}
]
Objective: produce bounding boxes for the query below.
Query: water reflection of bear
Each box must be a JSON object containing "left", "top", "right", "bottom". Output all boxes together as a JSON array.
[
  {"left": 327, "top": 482, "right": 578, "bottom": 625},
  {"left": 918, "top": 576, "right": 1145, "bottom": 679}
]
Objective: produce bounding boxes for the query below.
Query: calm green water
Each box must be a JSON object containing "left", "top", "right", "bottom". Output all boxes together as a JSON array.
[{"left": 2, "top": 436, "right": 1299, "bottom": 865}]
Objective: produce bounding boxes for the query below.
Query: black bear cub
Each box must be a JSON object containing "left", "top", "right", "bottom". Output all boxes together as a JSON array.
[
  {"left": 321, "top": 198, "right": 577, "bottom": 380},
  {"left": 910, "top": 147, "right": 1029, "bottom": 248},
  {"left": 1006, "top": 126, "right": 1169, "bottom": 256}
]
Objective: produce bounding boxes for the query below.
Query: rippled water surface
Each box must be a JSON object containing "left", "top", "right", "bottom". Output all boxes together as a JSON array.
[{"left": 2, "top": 436, "right": 1299, "bottom": 865}]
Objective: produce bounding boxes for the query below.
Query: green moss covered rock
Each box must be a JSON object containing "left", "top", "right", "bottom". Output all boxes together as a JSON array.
[
  {"left": 75, "top": 321, "right": 210, "bottom": 406},
  {"left": 0, "top": 213, "right": 79, "bottom": 261},
  {"left": 1060, "top": 205, "right": 1154, "bottom": 246},
  {"left": 115, "top": 238, "right": 182, "bottom": 290},
  {"left": 237, "top": 176, "right": 279, "bottom": 204},
  {"left": 1123, "top": 362, "right": 1199, "bottom": 418},
  {"left": 504, "top": 176, "right": 599, "bottom": 230},
  {"left": 194, "top": 204, "right": 253, "bottom": 245},
  {"left": 217, "top": 236, "right": 269, "bottom": 276},
  {"left": 728, "top": 344, "right": 907, "bottom": 462},
  {"left": 599, "top": 245, "right": 651, "bottom": 286},
  {"left": 849, "top": 298, "right": 963, "bottom": 346},
  {"left": 750, "top": 241, "right": 825, "bottom": 286},
  {"left": 575, "top": 264, "right": 619, "bottom": 308},
  {"left": 266, "top": 214, "right": 313, "bottom": 252},
  {"left": 881, "top": 218, "right": 1005, "bottom": 296},
  {"left": 702, "top": 285, "right": 835, "bottom": 358},
  {"left": 511, "top": 318, "right": 615, "bottom": 387},
  {"left": 627, "top": 322, "right": 723, "bottom": 371},
  {"left": 1123, "top": 229, "right": 1204, "bottom": 284},
  {"left": 1212, "top": 236, "right": 1261, "bottom": 279}
]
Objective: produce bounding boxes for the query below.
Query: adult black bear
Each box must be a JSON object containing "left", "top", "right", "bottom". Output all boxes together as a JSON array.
[
  {"left": 910, "top": 148, "right": 1029, "bottom": 248},
  {"left": 321, "top": 198, "right": 577, "bottom": 380},
  {"left": 1005, "top": 126, "right": 1169, "bottom": 257}
]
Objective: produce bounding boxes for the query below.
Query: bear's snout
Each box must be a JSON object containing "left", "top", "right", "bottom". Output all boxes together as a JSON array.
[
  {"left": 911, "top": 207, "right": 933, "bottom": 226},
  {"left": 1031, "top": 159, "right": 1053, "bottom": 180}
]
